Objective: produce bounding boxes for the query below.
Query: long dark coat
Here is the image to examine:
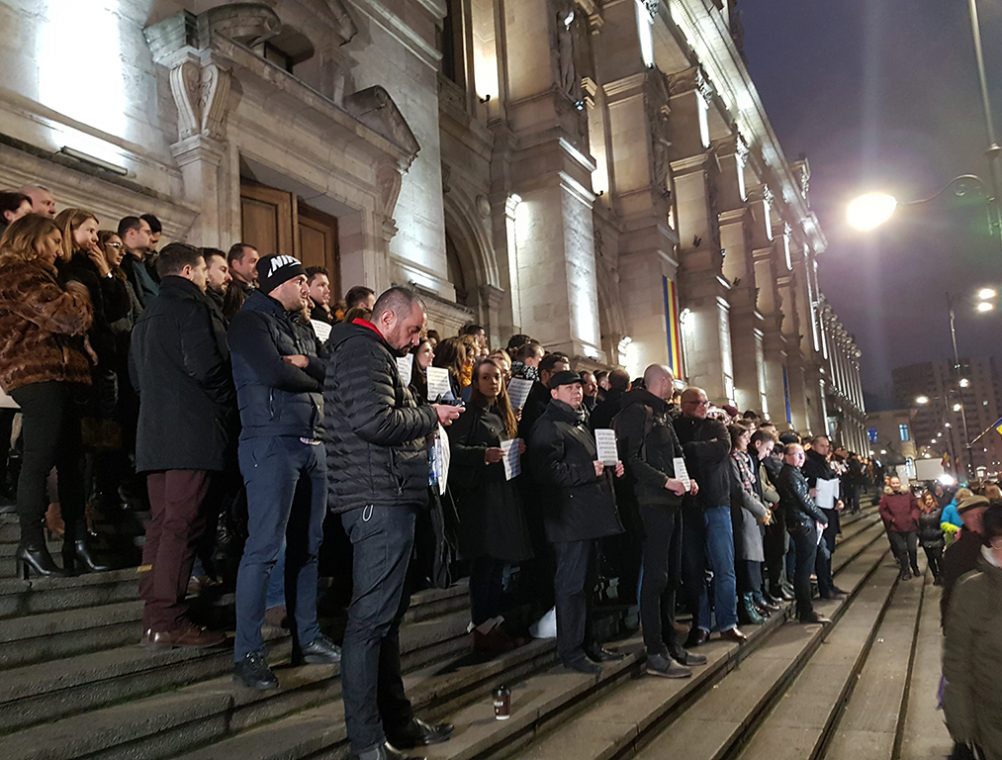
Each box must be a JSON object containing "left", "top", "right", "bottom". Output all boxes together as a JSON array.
[{"left": 447, "top": 402, "right": 533, "bottom": 562}]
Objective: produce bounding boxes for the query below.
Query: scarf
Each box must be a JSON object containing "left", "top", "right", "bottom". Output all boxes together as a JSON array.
[{"left": 732, "top": 450, "right": 755, "bottom": 494}]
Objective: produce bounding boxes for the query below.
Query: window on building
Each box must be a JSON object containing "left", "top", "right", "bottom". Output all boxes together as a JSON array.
[
  {"left": 868, "top": 427, "right": 878, "bottom": 443},
  {"left": 899, "top": 423, "right": 911, "bottom": 442}
]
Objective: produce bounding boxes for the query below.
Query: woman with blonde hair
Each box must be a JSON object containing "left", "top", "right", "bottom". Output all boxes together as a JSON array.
[{"left": 0, "top": 214, "right": 99, "bottom": 577}]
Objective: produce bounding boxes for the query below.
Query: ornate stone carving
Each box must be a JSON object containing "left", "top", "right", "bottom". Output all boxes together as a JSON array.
[
  {"left": 645, "top": 69, "right": 673, "bottom": 198},
  {"left": 323, "top": 0, "right": 358, "bottom": 46},
  {"left": 553, "top": 0, "right": 580, "bottom": 101},
  {"left": 169, "top": 57, "right": 231, "bottom": 141},
  {"left": 376, "top": 160, "right": 404, "bottom": 215},
  {"left": 476, "top": 195, "right": 491, "bottom": 218},
  {"left": 344, "top": 87, "right": 421, "bottom": 167},
  {"left": 668, "top": 65, "right": 713, "bottom": 102},
  {"left": 203, "top": 3, "right": 281, "bottom": 47}
]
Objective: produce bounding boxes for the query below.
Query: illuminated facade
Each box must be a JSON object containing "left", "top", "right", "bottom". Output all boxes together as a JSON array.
[{"left": 0, "top": 0, "right": 864, "bottom": 438}]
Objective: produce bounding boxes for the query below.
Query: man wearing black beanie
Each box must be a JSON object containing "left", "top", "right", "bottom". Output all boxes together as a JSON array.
[{"left": 228, "top": 254, "right": 341, "bottom": 689}]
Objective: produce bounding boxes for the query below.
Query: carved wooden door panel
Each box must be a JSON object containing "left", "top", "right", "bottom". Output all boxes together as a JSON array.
[
  {"left": 239, "top": 182, "right": 297, "bottom": 256},
  {"left": 297, "top": 204, "right": 340, "bottom": 297}
]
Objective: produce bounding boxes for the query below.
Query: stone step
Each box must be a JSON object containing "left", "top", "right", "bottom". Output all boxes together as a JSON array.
[
  {"left": 0, "top": 567, "right": 141, "bottom": 618},
  {"left": 182, "top": 513, "right": 888, "bottom": 760},
  {"left": 0, "top": 537, "right": 62, "bottom": 561},
  {"left": 4, "top": 609, "right": 476, "bottom": 760},
  {"left": 822, "top": 571, "right": 925, "bottom": 758},
  {"left": 0, "top": 581, "right": 470, "bottom": 733},
  {"left": 896, "top": 574, "right": 954, "bottom": 760},
  {"left": 732, "top": 566, "right": 905, "bottom": 759},
  {"left": 514, "top": 519, "right": 891, "bottom": 760}
]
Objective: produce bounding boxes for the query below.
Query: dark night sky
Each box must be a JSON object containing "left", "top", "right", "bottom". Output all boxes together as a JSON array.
[{"left": 741, "top": 1, "right": 1002, "bottom": 405}]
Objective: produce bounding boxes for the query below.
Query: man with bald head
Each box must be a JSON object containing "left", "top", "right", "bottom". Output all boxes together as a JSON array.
[
  {"left": 17, "top": 185, "right": 56, "bottom": 217},
  {"left": 617, "top": 365, "right": 705, "bottom": 677},
  {"left": 675, "top": 386, "right": 745, "bottom": 645}
]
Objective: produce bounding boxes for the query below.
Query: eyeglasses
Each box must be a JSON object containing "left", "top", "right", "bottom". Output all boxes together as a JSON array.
[{"left": 105, "top": 242, "right": 123, "bottom": 250}]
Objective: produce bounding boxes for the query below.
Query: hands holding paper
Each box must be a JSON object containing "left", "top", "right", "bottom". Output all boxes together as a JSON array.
[
  {"left": 594, "top": 460, "right": 625, "bottom": 478},
  {"left": 665, "top": 478, "right": 687, "bottom": 496},
  {"left": 484, "top": 447, "right": 504, "bottom": 464}
]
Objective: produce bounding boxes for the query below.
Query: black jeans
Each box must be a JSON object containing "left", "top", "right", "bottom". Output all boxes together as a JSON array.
[
  {"left": 638, "top": 503, "right": 682, "bottom": 657},
  {"left": 923, "top": 544, "right": 944, "bottom": 578},
  {"left": 888, "top": 530, "right": 919, "bottom": 574},
  {"left": 553, "top": 538, "right": 598, "bottom": 664},
  {"left": 844, "top": 485, "right": 860, "bottom": 513},
  {"left": 815, "top": 508, "right": 838, "bottom": 595},
  {"left": 341, "top": 504, "right": 417, "bottom": 755},
  {"left": 10, "top": 382, "right": 87, "bottom": 546},
  {"left": 789, "top": 523, "right": 819, "bottom": 620},
  {"left": 763, "top": 518, "right": 788, "bottom": 593}
]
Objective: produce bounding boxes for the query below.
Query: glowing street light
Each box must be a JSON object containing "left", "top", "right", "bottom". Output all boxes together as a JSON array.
[
  {"left": 846, "top": 193, "right": 898, "bottom": 231},
  {"left": 915, "top": 395, "right": 930, "bottom": 405},
  {"left": 976, "top": 300, "right": 995, "bottom": 312},
  {"left": 978, "top": 287, "right": 997, "bottom": 300},
  {"left": 953, "top": 402, "right": 963, "bottom": 412},
  {"left": 959, "top": 378, "right": 971, "bottom": 388}
]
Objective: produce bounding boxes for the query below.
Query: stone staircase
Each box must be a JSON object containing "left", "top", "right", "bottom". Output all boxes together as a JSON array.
[{"left": 0, "top": 501, "right": 949, "bottom": 759}]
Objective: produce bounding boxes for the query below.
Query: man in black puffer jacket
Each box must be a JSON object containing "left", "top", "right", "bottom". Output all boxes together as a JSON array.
[
  {"left": 776, "top": 443, "right": 830, "bottom": 624},
  {"left": 616, "top": 365, "right": 704, "bottom": 678},
  {"left": 229, "top": 255, "right": 340, "bottom": 690},
  {"left": 325, "top": 287, "right": 461, "bottom": 760}
]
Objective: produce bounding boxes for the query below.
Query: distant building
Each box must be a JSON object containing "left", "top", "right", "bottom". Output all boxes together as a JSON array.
[
  {"left": 864, "top": 409, "right": 918, "bottom": 467},
  {"left": 892, "top": 357, "right": 1002, "bottom": 477}
]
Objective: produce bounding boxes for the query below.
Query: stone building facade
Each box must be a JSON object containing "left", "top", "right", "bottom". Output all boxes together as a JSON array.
[{"left": 0, "top": 0, "right": 864, "bottom": 444}]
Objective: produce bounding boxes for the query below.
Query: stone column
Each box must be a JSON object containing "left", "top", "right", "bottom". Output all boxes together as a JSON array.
[{"left": 501, "top": 0, "right": 604, "bottom": 360}]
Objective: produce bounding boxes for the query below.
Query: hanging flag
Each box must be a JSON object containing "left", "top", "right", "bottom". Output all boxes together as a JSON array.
[
  {"left": 662, "top": 276, "right": 685, "bottom": 379},
  {"left": 993, "top": 416, "right": 1002, "bottom": 436}
]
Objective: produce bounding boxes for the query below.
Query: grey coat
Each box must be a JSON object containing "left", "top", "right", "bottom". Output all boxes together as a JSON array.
[{"left": 729, "top": 454, "right": 768, "bottom": 562}]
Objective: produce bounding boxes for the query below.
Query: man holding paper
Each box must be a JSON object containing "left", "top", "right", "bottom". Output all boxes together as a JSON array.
[
  {"left": 803, "top": 436, "right": 845, "bottom": 599},
  {"left": 528, "top": 370, "right": 625, "bottom": 674},
  {"left": 616, "top": 365, "right": 705, "bottom": 679}
]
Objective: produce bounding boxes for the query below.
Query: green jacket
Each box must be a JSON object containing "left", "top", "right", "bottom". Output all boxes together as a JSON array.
[{"left": 943, "top": 550, "right": 1002, "bottom": 759}]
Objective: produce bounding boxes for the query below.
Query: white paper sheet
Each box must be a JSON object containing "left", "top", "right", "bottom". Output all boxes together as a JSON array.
[
  {"left": 500, "top": 439, "right": 521, "bottom": 481},
  {"left": 311, "top": 319, "right": 332, "bottom": 342},
  {"left": 594, "top": 428, "right": 619, "bottom": 466},
  {"left": 507, "top": 378, "right": 533, "bottom": 410},
  {"left": 396, "top": 353, "right": 414, "bottom": 384},
  {"left": 436, "top": 423, "right": 450, "bottom": 495},
  {"left": 672, "top": 457, "right": 691, "bottom": 491},
  {"left": 426, "top": 366, "right": 453, "bottom": 400},
  {"left": 815, "top": 478, "right": 839, "bottom": 510}
]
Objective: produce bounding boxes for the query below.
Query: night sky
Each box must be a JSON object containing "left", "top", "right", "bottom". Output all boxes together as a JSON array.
[{"left": 741, "top": 2, "right": 1002, "bottom": 405}]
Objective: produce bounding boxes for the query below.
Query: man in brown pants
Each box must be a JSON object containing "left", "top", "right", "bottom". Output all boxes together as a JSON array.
[{"left": 130, "top": 244, "right": 235, "bottom": 648}]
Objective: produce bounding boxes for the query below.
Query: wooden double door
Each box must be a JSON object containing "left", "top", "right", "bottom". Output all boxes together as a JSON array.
[{"left": 240, "top": 180, "right": 340, "bottom": 296}]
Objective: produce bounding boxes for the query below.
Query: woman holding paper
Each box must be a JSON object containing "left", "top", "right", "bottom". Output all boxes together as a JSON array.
[{"left": 447, "top": 357, "right": 533, "bottom": 655}]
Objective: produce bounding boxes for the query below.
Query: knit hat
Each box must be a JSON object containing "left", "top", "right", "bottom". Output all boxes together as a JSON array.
[
  {"left": 957, "top": 494, "right": 990, "bottom": 514},
  {"left": 257, "top": 254, "right": 305, "bottom": 294}
]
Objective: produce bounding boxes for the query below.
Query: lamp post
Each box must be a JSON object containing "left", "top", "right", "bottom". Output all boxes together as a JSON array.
[{"left": 967, "top": 0, "right": 1002, "bottom": 242}]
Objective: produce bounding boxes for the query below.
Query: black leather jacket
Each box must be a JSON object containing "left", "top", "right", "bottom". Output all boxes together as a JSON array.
[{"left": 777, "top": 463, "right": 829, "bottom": 532}]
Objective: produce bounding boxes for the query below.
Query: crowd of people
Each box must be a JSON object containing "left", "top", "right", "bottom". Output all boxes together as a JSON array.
[{"left": 0, "top": 185, "right": 999, "bottom": 760}]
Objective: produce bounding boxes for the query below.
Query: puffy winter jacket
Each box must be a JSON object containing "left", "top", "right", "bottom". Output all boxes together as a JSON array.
[
  {"left": 228, "top": 289, "right": 324, "bottom": 441},
  {"left": 324, "top": 320, "right": 438, "bottom": 513},
  {"left": 879, "top": 490, "right": 920, "bottom": 533}
]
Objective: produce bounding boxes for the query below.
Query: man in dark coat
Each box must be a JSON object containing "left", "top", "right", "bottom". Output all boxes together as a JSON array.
[
  {"left": 130, "top": 243, "right": 233, "bottom": 649},
  {"left": 228, "top": 255, "right": 341, "bottom": 690},
  {"left": 940, "top": 494, "right": 991, "bottom": 628},
  {"left": 517, "top": 351, "right": 570, "bottom": 439},
  {"left": 325, "top": 287, "right": 461, "bottom": 760},
  {"left": 776, "top": 443, "right": 831, "bottom": 624},
  {"left": 802, "top": 435, "right": 845, "bottom": 598},
  {"left": 529, "top": 370, "right": 626, "bottom": 674},
  {"left": 616, "top": 365, "right": 704, "bottom": 678},
  {"left": 675, "top": 387, "right": 745, "bottom": 646}
]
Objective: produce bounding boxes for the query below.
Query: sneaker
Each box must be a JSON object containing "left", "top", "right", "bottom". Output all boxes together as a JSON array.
[
  {"left": 645, "top": 653, "right": 692, "bottom": 679},
  {"left": 234, "top": 651, "right": 279, "bottom": 690},
  {"left": 294, "top": 633, "right": 342, "bottom": 665}
]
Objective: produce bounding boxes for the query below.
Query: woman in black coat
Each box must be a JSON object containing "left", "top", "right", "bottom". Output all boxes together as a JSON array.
[
  {"left": 447, "top": 357, "right": 533, "bottom": 650},
  {"left": 918, "top": 490, "right": 945, "bottom": 584}
]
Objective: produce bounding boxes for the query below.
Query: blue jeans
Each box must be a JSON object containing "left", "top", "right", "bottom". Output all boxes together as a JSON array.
[
  {"left": 683, "top": 505, "right": 738, "bottom": 632},
  {"left": 341, "top": 504, "right": 418, "bottom": 755},
  {"left": 233, "top": 437, "right": 326, "bottom": 661}
]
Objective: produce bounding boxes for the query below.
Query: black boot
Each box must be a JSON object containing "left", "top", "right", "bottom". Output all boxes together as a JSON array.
[
  {"left": 16, "top": 543, "right": 67, "bottom": 579},
  {"left": 738, "top": 593, "right": 765, "bottom": 625},
  {"left": 63, "top": 539, "right": 110, "bottom": 573}
]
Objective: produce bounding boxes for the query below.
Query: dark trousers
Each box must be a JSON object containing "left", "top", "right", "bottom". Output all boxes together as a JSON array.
[
  {"left": 923, "top": 544, "right": 944, "bottom": 578},
  {"left": 234, "top": 437, "right": 326, "bottom": 660},
  {"left": 737, "top": 558, "right": 763, "bottom": 597},
  {"left": 553, "top": 538, "right": 598, "bottom": 664},
  {"left": 341, "top": 504, "right": 417, "bottom": 755},
  {"left": 789, "top": 523, "right": 819, "bottom": 621},
  {"left": 844, "top": 485, "right": 860, "bottom": 513},
  {"left": 763, "top": 519, "right": 789, "bottom": 593},
  {"left": 815, "top": 508, "right": 838, "bottom": 596},
  {"left": 10, "top": 382, "right": 86, "bottom": 546},
  {"left": 141, "top": 470, "right": 212, "bottom": 631},
  {"left": 638, "top": 503, "right": 682, "bottom": 657},
  {"left": 888, "top": 530, "right": 919, "bottom": 574},
  {"left": 0, "top": 407, "right": 15, "bottom": 484},
  {"left": 469, "top": 555, "right": 505, "bottom": 626}
]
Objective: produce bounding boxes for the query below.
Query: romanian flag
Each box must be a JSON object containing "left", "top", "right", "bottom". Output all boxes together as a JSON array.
[
  {"left": 993, "top": 416, "right": 1002, "bottom": 436},
  {"left": 662, "top": 276, "right": 685, "bottom": 379}
]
